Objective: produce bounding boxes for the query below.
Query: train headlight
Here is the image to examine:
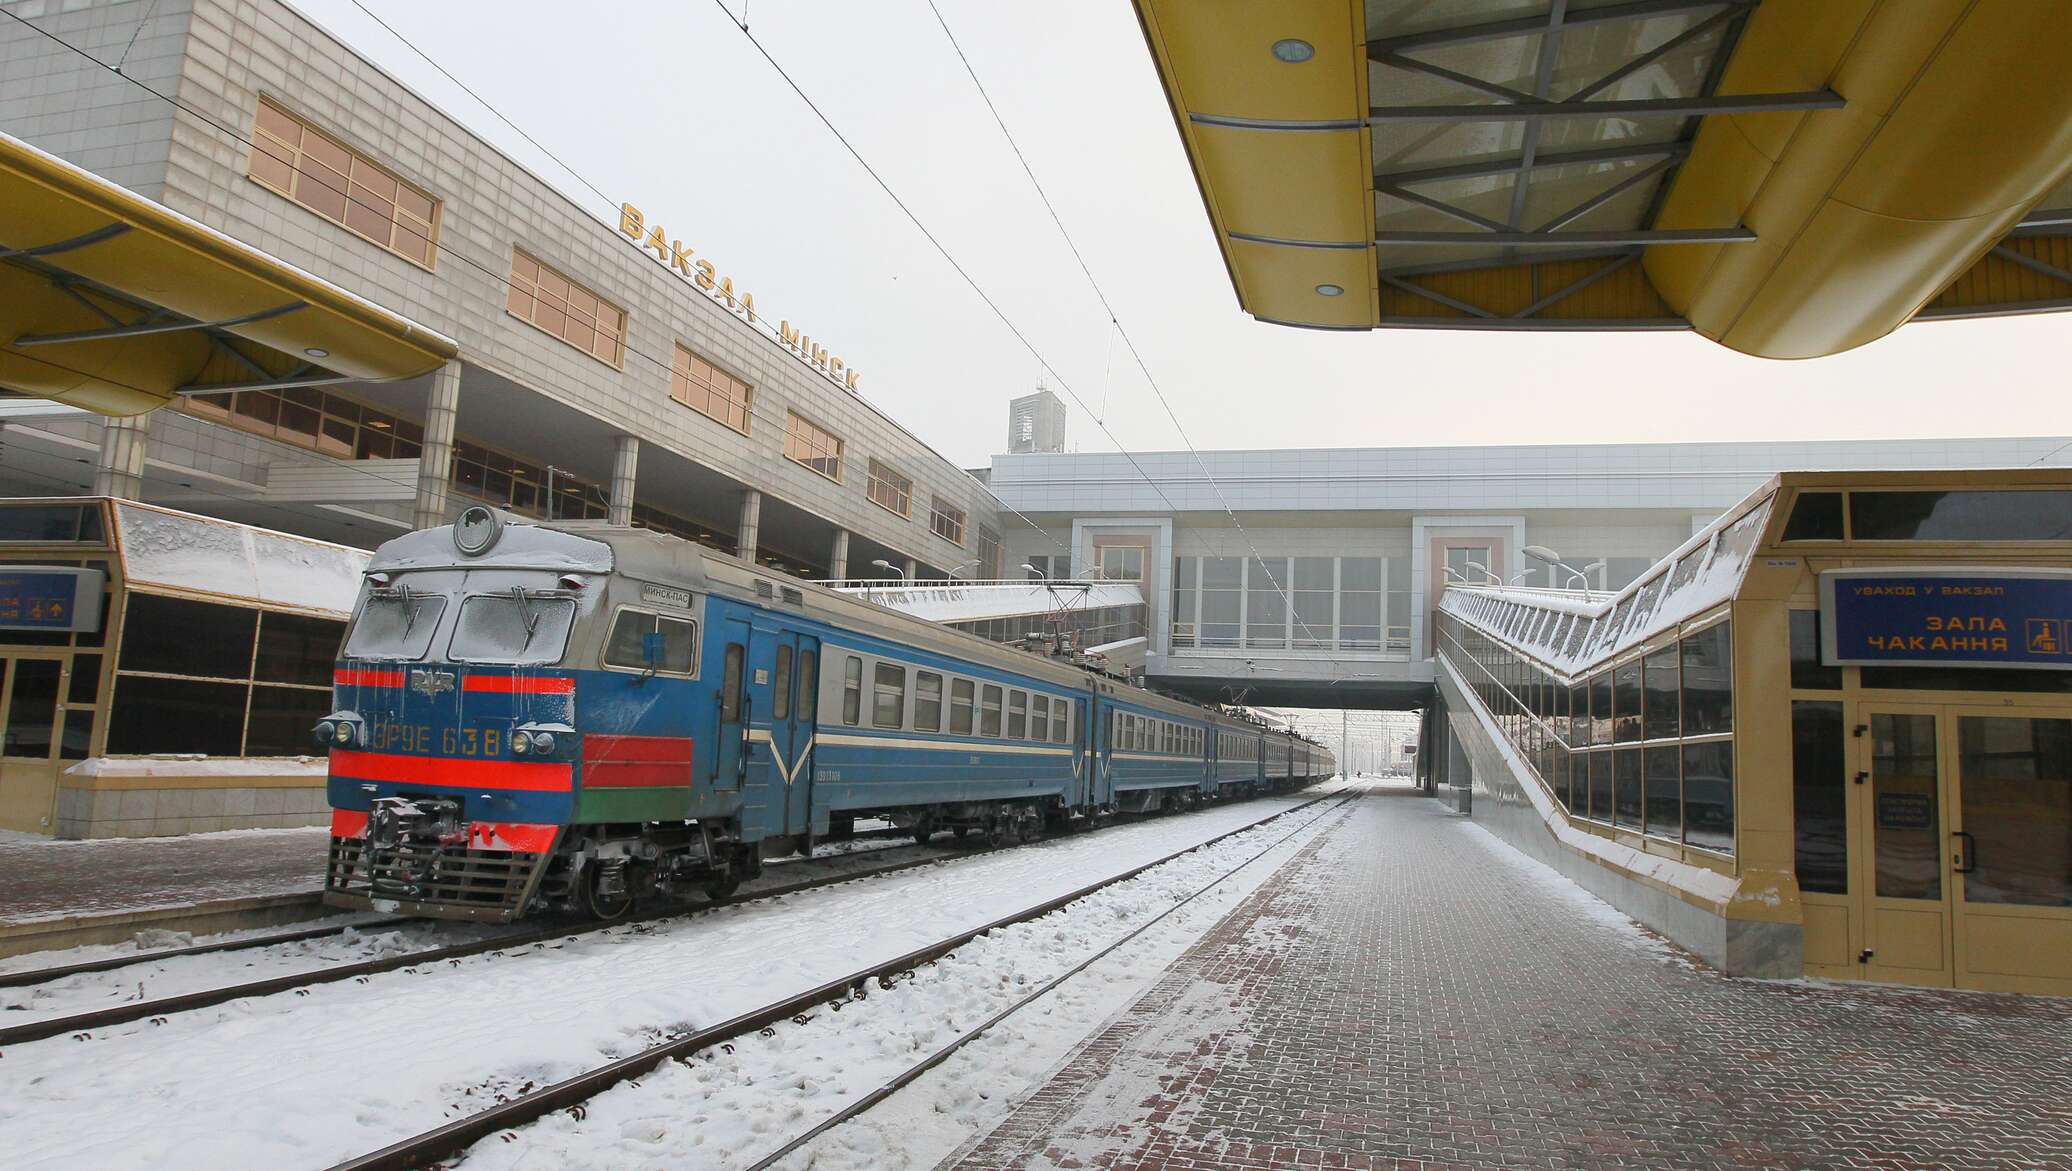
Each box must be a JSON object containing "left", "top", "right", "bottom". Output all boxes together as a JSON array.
[
  {"left": 333, "top": 721, "right": 355, "bottom": 745},
  {"left": 529, "top": 732, "right": 555, "bottom": 755},
  {"left": 314, "top": 720, "right": 336, "bottom": 747},
  {"left": 512, "top": 731, "right": 533, "bottom": 754}
]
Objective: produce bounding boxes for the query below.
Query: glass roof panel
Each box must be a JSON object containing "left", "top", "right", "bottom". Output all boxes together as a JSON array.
[
  {"left": 1368, "top": 59, "right": 1514, "bottom": 108},
  {"left": 1371, "top": 120, "right": 1526, "bottom": 173}
]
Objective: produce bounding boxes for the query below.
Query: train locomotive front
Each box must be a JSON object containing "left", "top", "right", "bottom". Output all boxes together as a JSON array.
[{"left": 318, "top": 507, "right": 736, "bottom": 922}]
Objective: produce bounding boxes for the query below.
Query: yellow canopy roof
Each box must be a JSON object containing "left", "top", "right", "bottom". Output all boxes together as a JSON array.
[{"left": 0, "top": 130, "right": 457, "bottom": 416}]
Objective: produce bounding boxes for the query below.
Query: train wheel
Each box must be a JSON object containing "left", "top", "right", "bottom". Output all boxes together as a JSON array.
[
  {"left": 913, "top": 815, "right": 936, "bottom": 845},
  {"left": 583, "top": 866, "right": 635, "bottom": 921},
  {"left": 952, "top": 825, "right": 970, "bottom": 841},
  {"left": 703, "top": 872, "right": 740, "bottom": 902},
  {"left": 1017, "top": 814, "right": 1041, "bottom": 844}
]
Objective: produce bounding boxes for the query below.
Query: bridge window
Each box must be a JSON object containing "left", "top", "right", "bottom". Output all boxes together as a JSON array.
[
  {"left": 872, "top": 663, "right": 905, "bottom": 729},
  {"left": 949, "top": 678, "right": 975, "bottom": 734},
  {"left": 1849, "top": 490, "right": 2072, "bottom": 542}
]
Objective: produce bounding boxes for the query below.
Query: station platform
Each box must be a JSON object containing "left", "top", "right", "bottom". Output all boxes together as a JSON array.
[
  {"left": 946, "top": 784, "right": 2072, "bottom": 1171},
  {"left": 0, "top": 826, "right": 329, "bottom": 958}
]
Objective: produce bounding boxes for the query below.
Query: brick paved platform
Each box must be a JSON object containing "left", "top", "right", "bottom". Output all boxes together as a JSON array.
[
  {"left": 0, "top": 826, "right": 327, "bottom": 926},
  {"left": 947, "top": 783, "right": 2072, "bottom": 1171}
]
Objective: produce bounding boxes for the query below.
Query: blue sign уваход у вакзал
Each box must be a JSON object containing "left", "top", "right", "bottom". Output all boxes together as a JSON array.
[{"left": 1820, "top": 569, "right": 2072, "bottom": 670}]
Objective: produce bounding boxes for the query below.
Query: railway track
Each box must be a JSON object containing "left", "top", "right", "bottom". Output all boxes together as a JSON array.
[
  {"left": 0, "top": 801, "right": 1279, "bottom": 1049},
  {"left": 0, "top": 826, "right": 919, "bottom": 996},
  {"left": 325, "top": 787, "right": 1353, "bottom": 1171}
]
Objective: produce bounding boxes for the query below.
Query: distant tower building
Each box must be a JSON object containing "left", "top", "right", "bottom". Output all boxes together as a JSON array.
[{"left": 1007, "top": 387, "right": 1067, "bottom": 454}]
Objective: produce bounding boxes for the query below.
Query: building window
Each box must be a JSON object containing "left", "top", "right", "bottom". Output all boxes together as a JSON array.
[
  {"left": 976, "top": 524, "right": 1001, "bottom": 578},
  {"left": 784, "top": 412, "right": 844, "bottom": 481},
  {"left": 450, "top": 439, "right": 607, "bottom": 521},
  {"left": 106, "top": 594, "right": 341, "bottom": 757},
  {"left": 506, "top": 249, "right": 625, "bottom": 367},
  {"left": 866, "top": 460, "right": 913, "bottom": 518},
  {"left": 1099, "top": 546, "right": 1146, "bottom": 582},
  {"left": 182, "top": 388, "right": 424, "bottom": 461},
  {"left": 930, "top": 498, "right": 967, "bottom": 546},
  {"left": 670, "top": 345, "right": 752, "bottom": 434},
  {"left": 249, "top": 98, "right": 440, "bottom": 267}
]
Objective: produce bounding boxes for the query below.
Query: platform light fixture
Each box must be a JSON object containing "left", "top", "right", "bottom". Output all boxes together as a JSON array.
[
  {"left": 1315, "top": 283, "right": 1344, "bottom": 296},
  {"left": 304, "top": 347, "right": 329, "bottom": 358},
  {"left": 1272, "top": 38, "right": 1314, "bottom": 63}
]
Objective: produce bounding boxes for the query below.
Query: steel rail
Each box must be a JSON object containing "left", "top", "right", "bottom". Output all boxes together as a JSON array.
[
  {"left": 0, "top": 828, "right": 981, "bottom": 1048},
  {"left": 0, "top": 827, "right": 918, "bottom": 992},
  {"left": 324, "top": 786, "right": 1345, "bottom": 1171},
  {"left": 743, "top": 793, "right": 1360, "bottom": 1169}
]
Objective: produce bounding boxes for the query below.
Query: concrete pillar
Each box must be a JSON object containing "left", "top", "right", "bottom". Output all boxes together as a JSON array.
[
  {"left": 608, "top": 436, "right": 639, "bottom": 527},
  {"left": 92, "top": 413, "right": 150, "bottom": 500},
  {"left": 901, "top": 556, "right": 917, "bottom": 582},
  {"left": 829, "top": 528, "right": 850, "bottom": 580},
  {"left": 736, "top": 489, "right": 762, "bottom": 562},
  {"left": 412, "top": 360, "right": 462, "bottom": 529}
]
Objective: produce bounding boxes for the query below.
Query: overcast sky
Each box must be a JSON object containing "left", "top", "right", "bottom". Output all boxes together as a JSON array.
[{"left": 298, "top": 0, "right": 2071, "bottom": 469}]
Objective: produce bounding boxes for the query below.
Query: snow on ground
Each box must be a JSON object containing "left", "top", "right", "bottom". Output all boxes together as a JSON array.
[
  {"left": 0, "top": 792, "right": 1329, "bottom": 1171},
  {"left": 0, "top": 834, "right": 971, "bottom": 1022},
  {"left": 448, "top": 786, "right": 1358, "bottom": 1171},
  {"left": 0, "top": 911, "right": 393, "bottom": 979},
  {"left": 1456, "top": 818, "right": 1698, "bottom": 969}
]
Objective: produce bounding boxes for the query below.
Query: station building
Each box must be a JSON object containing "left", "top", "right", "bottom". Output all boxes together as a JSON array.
[{"left": 0, "top": 0, "right": 1004, "bottom": 583}]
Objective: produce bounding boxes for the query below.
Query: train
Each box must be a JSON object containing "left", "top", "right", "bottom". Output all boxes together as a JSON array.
[{"left": 316, "top": 506, "right": 1335, "bottom": 922}]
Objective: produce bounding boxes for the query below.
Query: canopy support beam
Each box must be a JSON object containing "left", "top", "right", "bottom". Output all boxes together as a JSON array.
[{"left": 15, "top": 301, "right": 308, "bottom": 347}]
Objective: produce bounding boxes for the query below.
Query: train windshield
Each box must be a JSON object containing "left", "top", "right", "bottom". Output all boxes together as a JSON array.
[
  {"left": 343, "top": 589, "right": 447, "bottom": 660},
  {"left": 448, "top": 590, "right": 577, "bottom": 665}
]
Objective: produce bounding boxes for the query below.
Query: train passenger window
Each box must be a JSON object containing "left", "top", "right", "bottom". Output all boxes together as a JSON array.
[
  {"left": 449, "top": 594, "right": 576, "bottom": 664},
  {"left": 343, "top": 589, "right": 445, "bottom": 661},
  {"left": 796, "top": 651, "right": 816, "bottom": 722},
  {"left": 915, "top": 671, "right": 943, "bottom": 732},
  {"left": 604, "top": 610, "right": 697, "bottom": 675},
  {"left": 1031, "top": 694, "right": 1048, "bottom": 741},
  {"left": 772, "top": 645, "right": 793, "bottom": 720},
  {"left": 841, "top": 656, "right": 861, "bottom": 725},
  {"left": 1008, "top": 691, "right": 1027, "bottom": 738},
  {"left": 1052, "top": 702, "right": 1069, "bottom": 744},
  {"left": 872, "top": 663, "right": 905, "bottom": 729},
  {"left": 949, "top": 679, "right": 974, "bottom": 734},
  {"left": 980, "top": 685, "right": 1002, "bottom": 736},
  {"left": 722, "top": 645, "right": 745, "bottom": 722}
]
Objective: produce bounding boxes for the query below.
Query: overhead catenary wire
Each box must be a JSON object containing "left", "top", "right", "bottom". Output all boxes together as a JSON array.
[
  {"left": 706, "top": 0, "right": 1358, "bottom": 672},
  {"left": 0, "top": 5, "right": 1070, "bottom": 570}
]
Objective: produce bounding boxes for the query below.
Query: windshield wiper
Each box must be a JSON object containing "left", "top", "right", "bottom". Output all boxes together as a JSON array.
[{"left": 510, "top": 585, "right": 543, "bottom": 645}]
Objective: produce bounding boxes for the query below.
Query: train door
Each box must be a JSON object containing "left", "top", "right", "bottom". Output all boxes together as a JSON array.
[
  {"left": 713, "top": 621, "right": 755, "bottom": 831},
  {"left": 1094, "top": 697, "right": 1114, "bottom": 806},
  {"left": 774, "top": 634, "right": 819, "bottom": 837},
  {"left": 737, "top": 623, "right": 813, "bottom": 841}
]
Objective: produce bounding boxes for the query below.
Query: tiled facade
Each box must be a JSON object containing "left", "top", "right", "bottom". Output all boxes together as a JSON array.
[{"left": 0, "top": 0, "right": 1000, "bottom": 573}]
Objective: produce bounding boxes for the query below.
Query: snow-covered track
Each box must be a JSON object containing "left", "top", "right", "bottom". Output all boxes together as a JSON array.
[
  {"left": 324, "top": 790, "right": 1347, "bottom": 1171},
  {"left": 0, "top": 916, "right": 412, "bottom": 991},
  {"left": 0, "top": 822, "right": 1065, "bottom": 1047}
]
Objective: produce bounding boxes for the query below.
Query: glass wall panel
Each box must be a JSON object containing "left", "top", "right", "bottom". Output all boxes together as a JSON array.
[
  {"left": 1613, "top": 659, "right": 1642, "bottom": 742},
  {"left": 1792, "top": 700, "right": 1847, "bottom": 892},
  {"left": 1682, "top": 741, "right": 1734, "bottom": 854},
  {"left": 1200, "top": 558, "right": 1242, "bottom": 648},
  {"left": 1643, "top": 648, "right": 1679, "bottom": 740},
  {"left": 1850, "top": 490, "right": 2072, "bottom": 541},
  {"left": 1, "top": 660, "right": 59, "bottom": 758},
  {"left": 1870, "top": 713, "right": 1940, "bottom": 899},
  {"left": 1680, "top": 621, "right": 1733, "bottom": 734},
  {"left": 1245, "top": 558, "right": 1288, "bottom": 649},
  {"left": 1644, "top": 745, "right": 1681, "bottom": 839},
  {"left": 107, "top": 675, "right": 245, "bottom": 756},
  {"left": 1569, "top": 683, "right": 1590, "bottom": 748},
  {"left": 1789, "top": 610, "right": 1841, "bottom": 690},
  {"left": 1291, "top": 557, "right": 1334, "bottom": 649},
  {"left": 1613, "top": 747, "right": 1643, "bottom": 830},
  {"left": 1589, "top": 674, "right": 1613, "bottom": 747},
  {"left": 1588, "top": 750, "right": 1612, "bottom": 820},
  {"left": 122, "top": 594, "right": 256, "bottom": 679}
]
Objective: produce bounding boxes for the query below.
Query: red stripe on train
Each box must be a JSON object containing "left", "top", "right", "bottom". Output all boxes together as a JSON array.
[
  {"left": 583, "top": 734, "right": 695, "bottom": 788},
  {"left": 329, "top": 750, "right": 574, "bottom": 792},
  {"left": 334, "top": 668, "right": 405, "bottom": 688},
  {"left": 462, "top": 674, "right": 575, "bottom": 695},
  {"left": 331, "top": 809, "right": 368, "bottom": 838},
  {"left": 327, "top": 809, "right": 555, "bottom": 853}
]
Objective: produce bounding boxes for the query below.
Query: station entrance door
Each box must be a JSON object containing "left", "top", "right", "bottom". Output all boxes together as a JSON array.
[{"left": 1826, "top": 703, "right": 2072, "bottom": 994}]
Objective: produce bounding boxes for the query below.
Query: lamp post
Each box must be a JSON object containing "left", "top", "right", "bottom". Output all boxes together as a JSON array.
[
  {"left": 947, "top": 558, "right": 981, "bottom": 580},
  {"left": 870, "top": 558, "right": 908, "bottom": 584}
]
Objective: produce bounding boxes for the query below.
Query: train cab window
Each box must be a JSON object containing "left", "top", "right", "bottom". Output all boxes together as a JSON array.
[
  {"left": 872, "top": 663, "right": 906, "bottom": 729},
  {"left": 949, "top": 679, "right": 975, "bottom": 734},
  {"left": 796, "top": 651, "right": 816, "bottom": 722},
  {"left": 841, "top": 656, "right": 862, "bottom": 726},
  {"left": 1031, "top": 694, "right": 1049, "bottom": 741},
  {"left": 980, "top": 685, "right": 1002, "bottom": 736},
  {"left": 915, "top": 671, "right": 943, "bottom": 732},
  {"left": 449, "top": 593, "right": 576, "bottom": 664},
  {"left": 772, "top": 645, "right": 793, "bottom": 720},
  {"left": 722, "top": 645, "right": 746, "bottom": 722},
  {"left": 1008, "top": 691, "right": 1027, "bottom": 738},
  {"left": 604, "top": 610, "right": 697, "bottom": 675},
  {"left": 344, "top": 588, "right": 446, "bottom": 661}
]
